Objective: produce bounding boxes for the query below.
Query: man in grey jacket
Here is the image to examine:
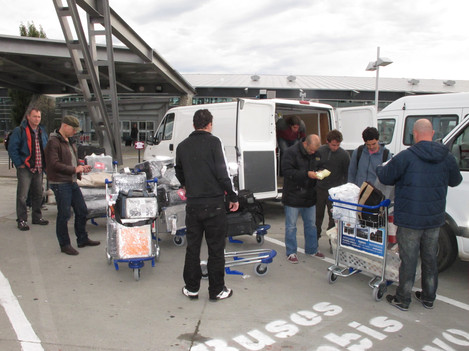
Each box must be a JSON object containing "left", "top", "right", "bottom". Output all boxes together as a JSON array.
[
  {"left": 348, "top": 127, "right": 391, "bottom": 187},
  {"left": 376, "top": 119, "right": 462, "bottom": 311}
]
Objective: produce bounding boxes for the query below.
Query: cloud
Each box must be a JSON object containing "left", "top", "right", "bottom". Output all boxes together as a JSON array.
[{"left": 1, "top": 0, "right": 469, "bottom": 80}]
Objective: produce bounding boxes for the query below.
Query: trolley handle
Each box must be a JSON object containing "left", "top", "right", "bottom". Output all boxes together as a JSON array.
[
  {"left": 105, "top": 177, "right": 158, "bottom": 185},
  {"left": 328, "top": 197, "right": 391, "bottom": 209}
]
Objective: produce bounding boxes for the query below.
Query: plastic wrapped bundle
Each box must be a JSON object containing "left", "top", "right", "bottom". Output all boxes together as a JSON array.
[
  {"left": 80, "top": 187, "right": 107, "bottom": 219},
  {"left": 111, "top": 173, "right": 147, "bottom": 195},
  {"left": 85, "top": 153, "right": 113, "bottom": 173},
  {"left": 329, "top": 183, "right": 360, "bottom": 225},
  {"left": 136, "top": 159, "right": 180, "bottom": 188}
]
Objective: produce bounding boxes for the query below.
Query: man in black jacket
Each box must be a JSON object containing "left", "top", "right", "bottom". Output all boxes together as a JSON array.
[
  {"left": 175, "top": 109, "right": 239, "bottom": 301},
  {"left": 282, "top": 134, "right": 324, "bottom": 263}
]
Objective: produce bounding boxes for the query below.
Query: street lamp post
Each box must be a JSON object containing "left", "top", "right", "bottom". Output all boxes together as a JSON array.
[{"left": 366, "top": 47, "right": 393, "bottom": 112}]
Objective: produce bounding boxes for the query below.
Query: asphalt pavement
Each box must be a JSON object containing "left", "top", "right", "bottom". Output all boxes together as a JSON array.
[{"left": 0, "top": 144, "right": 468, "bottom": 351}]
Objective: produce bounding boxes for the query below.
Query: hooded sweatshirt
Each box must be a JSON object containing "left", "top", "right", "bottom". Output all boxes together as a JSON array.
[{"left": 376, "top": 141, "right": 462, "bottom": 229}]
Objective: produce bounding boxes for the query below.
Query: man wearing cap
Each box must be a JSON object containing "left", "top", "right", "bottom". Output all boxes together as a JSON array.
[
  {"left": 8, "top": 107, "right": 49, "bottom": 231},
  {"left": 45, "top": 116, "right": 100, "bottom": 255}
]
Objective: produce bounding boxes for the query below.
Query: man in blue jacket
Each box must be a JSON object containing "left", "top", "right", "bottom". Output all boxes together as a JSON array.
[
  {"left": 376, "top": 119, "right": 462, "bottom": 311},
  {"left": 8, "top": 107, "right": 49, "bottom": 231}
]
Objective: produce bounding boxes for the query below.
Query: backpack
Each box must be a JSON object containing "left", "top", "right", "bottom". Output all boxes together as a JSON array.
[
  {"left": 4, "top": 130, "right": 13, "bottom": 151},
  {"left": 356, "top": 144, "right": 390, "bottom": 166}
]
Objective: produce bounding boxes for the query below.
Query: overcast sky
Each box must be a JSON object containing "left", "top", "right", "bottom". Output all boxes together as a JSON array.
[{"left": 2, "top": 0, "right": 469, "bottom": 80}]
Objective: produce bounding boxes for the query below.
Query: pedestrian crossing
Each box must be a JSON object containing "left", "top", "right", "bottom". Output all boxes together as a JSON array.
[
  {"left": 0, "top": 150, "right": 12, "bottom": 165},
  {"left": 0, "top": 155, "right": 10, "bottom": 165}
]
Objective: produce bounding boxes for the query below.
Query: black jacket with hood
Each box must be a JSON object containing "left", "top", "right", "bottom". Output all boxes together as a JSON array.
[{"left": 281, "top": 141, "right": 321, "bottom": 208}]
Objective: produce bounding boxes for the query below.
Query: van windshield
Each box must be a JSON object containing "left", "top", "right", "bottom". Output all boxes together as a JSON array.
[{"left": 403, "top": 115, "right": 458, "bottom": 145}]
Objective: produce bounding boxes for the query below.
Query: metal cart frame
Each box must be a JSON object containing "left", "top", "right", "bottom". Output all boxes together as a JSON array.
[
  {"left": 327, "top": 197, "right": 394, "bottom": 301},
  {"left": 105, "top": 176, "right": 160, "bottom": 281}
]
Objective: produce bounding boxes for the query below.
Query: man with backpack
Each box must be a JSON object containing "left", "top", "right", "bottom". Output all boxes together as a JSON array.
[
  {"left": 348, "top": 127, "right": 391, "bottom": 187},
  {"left": 8, "top": 107, "right": 49, "bottom": 231}
]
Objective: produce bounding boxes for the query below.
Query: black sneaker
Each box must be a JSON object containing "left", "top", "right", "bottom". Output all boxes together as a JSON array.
[
  {"left": 182, "top": 287, "right": 198, "bottom": 300},
  {"left": 386, "top": 294, "right": 409, "bottom": 311},
  {"left": 18, "top": 220, "right": 30, "bottom": 231},
  {"left": 414, "top": 291, "right": 434, "bottom": 309},
  {"left": 210, "top": 287, "right": 233, "bottom": 301}
]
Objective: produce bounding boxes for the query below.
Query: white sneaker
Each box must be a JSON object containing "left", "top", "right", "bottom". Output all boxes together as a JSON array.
[
  {"left": 182, "top": 287, "right": 198, "bottom": 300},
  {"left": 210, "top": 287, "right": 233, "bottom": 301}
]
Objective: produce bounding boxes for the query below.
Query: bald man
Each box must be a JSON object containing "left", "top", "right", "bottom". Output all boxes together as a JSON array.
[
  {"left": 377, "top": 119, "right": 462, "bottom": 311},
  {"left": 281, "top": 134, "right": 325, "bottom": 263}
]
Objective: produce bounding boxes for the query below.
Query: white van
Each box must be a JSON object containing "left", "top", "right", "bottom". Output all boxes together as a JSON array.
[
  {"left": 441, "top": 116, "right": 469, "bottom": 269},
  {"left": 377, "top": 92, "right": 469, "bottom": 155},
  {"left": 143, "top": 98, "right": 373, "bottom": 200},
  {"left": 377, "top": 92, "right": 469, "bottom": 271}
]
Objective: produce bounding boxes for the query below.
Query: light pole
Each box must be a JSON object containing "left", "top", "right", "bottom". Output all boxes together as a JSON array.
[{"left": 366, "top": 47, "right": 393, "bottom": 112}]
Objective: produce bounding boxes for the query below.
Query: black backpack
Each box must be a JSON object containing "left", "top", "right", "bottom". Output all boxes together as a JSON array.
[
  {"left": 4, "top": 130, "right": 13, "bottom": 151},
  {"left": 356, "top": 144, "right": 390, "bottom": 166}
]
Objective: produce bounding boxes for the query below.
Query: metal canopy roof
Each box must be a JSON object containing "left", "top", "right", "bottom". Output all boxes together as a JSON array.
[
  {"left": 0, "top": 34, "right": 195, "bottom": 96},
  {"left": 182, "top": 73, "right": 469, "bottom": 94}
]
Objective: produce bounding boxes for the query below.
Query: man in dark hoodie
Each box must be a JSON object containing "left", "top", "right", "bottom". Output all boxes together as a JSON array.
[{"left": 376, "top": 119, "right": 462, "bottom": 311}]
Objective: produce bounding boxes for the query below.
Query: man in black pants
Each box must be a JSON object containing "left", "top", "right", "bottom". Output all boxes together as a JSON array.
[
  {"left": 316, "top": 130, "right": 350, "bottom": 242},
  {"left": 175, "top": 109, "right": 239, "bottom": 301}
]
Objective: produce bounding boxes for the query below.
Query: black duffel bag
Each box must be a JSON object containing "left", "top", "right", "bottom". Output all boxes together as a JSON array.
[{"left": 357, "top": 181, "right": 385, "bottom": 227}]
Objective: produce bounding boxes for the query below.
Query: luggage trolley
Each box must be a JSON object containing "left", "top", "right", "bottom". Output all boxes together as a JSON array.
[
  {"left": 105, "top": 173, "right": 160, "bottom": 281},
  {"left": 198, "top": 224, "right": 276, "bottom": 277},
  {"left": 327, "top": 197, "right": 394, "bottom": 301}
]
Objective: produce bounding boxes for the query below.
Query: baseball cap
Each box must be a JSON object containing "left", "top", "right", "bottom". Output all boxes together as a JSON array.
[{"left": 62, "top": 116, "right": 81, "bottom": 131}]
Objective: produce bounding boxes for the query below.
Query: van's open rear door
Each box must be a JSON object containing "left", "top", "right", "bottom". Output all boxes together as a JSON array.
[
  {"left": 236, "top": 99, "right": 277, "bottom": 199},
  {"left": 335, "top": 106, "right": 376, "bottom": 152}
]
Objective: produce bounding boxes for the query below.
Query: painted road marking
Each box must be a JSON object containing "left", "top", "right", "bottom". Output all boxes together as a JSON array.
[
  {"left": 264, "top": 236, "right": 469, "bottom": 311},
  {"left": 0, "top": 270, "right": 44, "bottom": 351}
]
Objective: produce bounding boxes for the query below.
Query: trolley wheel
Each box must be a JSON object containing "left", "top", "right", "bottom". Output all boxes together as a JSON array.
[
  {"left": 173, "top": 235, "right": 185, "bottom": 247},
  {"left": 155, "top": 246, "right": 161, "bottom": 262},
  {"left": 254, "top": 263, "right": 269, "bottom": 276},
  {"left": 327, "top": 270, "right": 338, "bottom": 284},
  {"left": 106, "top": 251, "right": 112, "bottom": 265},
  {"left": 372, "top": 283, "right": 387, "bottom": 301},
  {"left": 256, "top": 234, "right": 264, "bottom": 245},
  {"left": 201, "top": 261, "right": 208, "bottom": 279},
  {"left": 133, "top": 268, "right": 141, "bottom": 281}
]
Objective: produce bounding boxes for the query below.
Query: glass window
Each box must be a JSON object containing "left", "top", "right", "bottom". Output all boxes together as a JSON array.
[
  {"left": 377, "top": 119, "right": 395, "bottom": 145},
  {"left": 450, "top": 123, "right": 469, "bottom": 171},
  {"left": 403, "top": 115, "right": 458, "bottom": 146},
  {"left": 155, "top": 113, "right": 175, "bottom": 141},
  {"left": 163, "top": 115, "right": 174, "bottom": 140}
]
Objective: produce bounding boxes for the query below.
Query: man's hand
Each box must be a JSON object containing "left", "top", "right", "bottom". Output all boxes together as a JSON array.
[
  {"left": 76, "top": 165, "right": 92, "bottom": 173},
  {"left": 307, "top": 171, "right": 318, "bottom": 179},
  {"left": 228, "top": 201, "right": 239, "bottom": 212}
]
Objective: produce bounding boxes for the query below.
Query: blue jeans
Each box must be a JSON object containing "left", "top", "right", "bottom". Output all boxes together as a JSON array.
[
  {"left": 16, "top": 167, "right": 44, "bottom": 223},
  {"left": 184, "top": 203, "right": 227, "bottom": 299},
  {"left": 396, "top": 226, "right": 439, "bottom": 306},
  {"left": 284, "top": 205, "right": 318, "bottom": 256},
  {"left": 50, "top": 182, "right": 89, "bottom": 248}
]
